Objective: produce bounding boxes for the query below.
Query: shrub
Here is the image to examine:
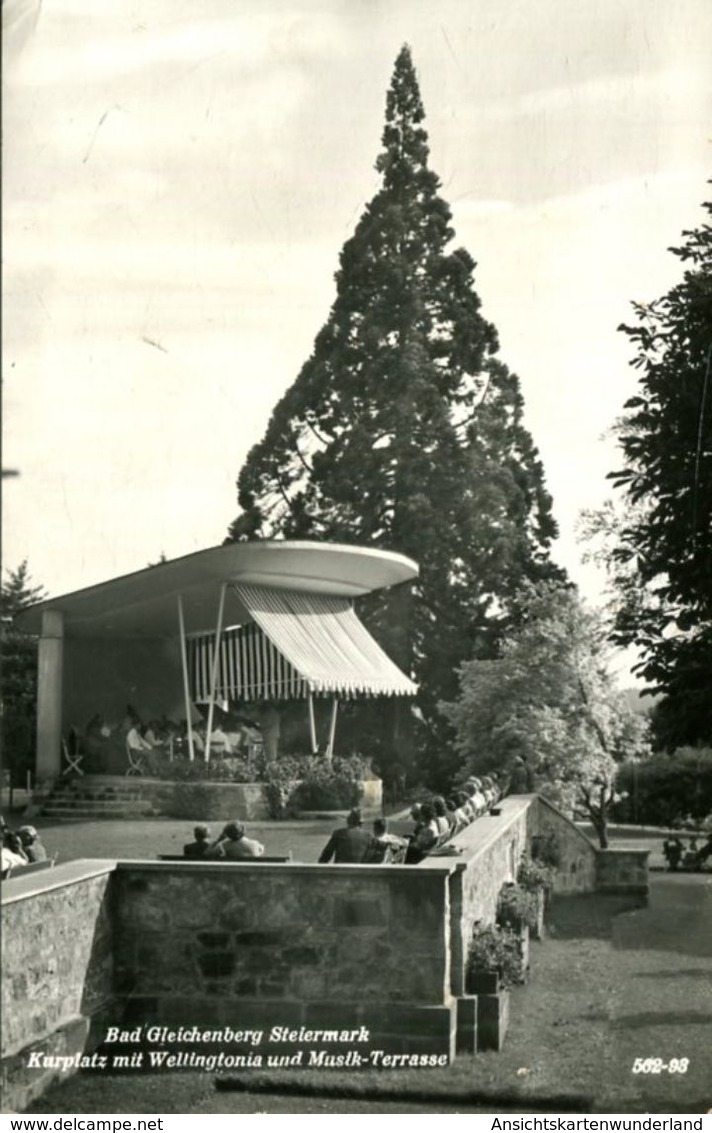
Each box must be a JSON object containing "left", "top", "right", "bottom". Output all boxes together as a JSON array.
[
  {"left": 614, "top": 748, "right": 712, "bottom": 827},
  {"left": 466, "top": 923, "right": 526, "bottom": 989},
  {"left": 496, "top": 882, "right": 539, "bottom": 931},
  {"left": 262, "top": 753, "right": 375, "bottom": 819},
  {"left": 146, "top": 752, "right": 254, "bottom": 783},
  {"left": 518, "top": 851, "right": 555, "bottom": 891},
  {"left": 167, "top": 782, "right": 226, "bottom": 819}
]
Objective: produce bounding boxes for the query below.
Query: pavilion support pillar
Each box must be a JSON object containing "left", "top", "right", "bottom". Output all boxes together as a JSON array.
[
  {"left": 307, "top": 692, "right": 317, "bottom": 753},
  {"left": 325, "top": 696, "right": 338, "bottom": 762},
  {"left": 35, "top": 609, "right": 64, "bottom": 786}
]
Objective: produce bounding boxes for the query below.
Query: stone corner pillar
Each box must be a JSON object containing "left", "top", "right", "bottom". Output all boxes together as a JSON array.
[{"left": 35, "top": 608, "right": 64, "bottom": 784}]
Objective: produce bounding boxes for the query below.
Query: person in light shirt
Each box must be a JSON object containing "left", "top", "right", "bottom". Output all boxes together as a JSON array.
[
  {"left": 126, "top": 723, "right": 153, "bottom": 753},
  {"left": 207, "top": 725, "right": 232, "bottom": 755},
  {"left": 206, "top": 821, "right": 264, "bottom": 859}
]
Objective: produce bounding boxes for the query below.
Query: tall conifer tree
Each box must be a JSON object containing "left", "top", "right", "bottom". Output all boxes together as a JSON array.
[{"left": 229, "top": 46, "right": 562, "bottom": 775}]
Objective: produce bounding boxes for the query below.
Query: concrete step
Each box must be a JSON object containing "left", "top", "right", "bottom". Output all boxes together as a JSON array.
[
  {"left": 52, "top": 790, "right": 148, "bottom": 802},
  {"left": 41, "top": 804, "right": 157, "bottom": 819},
  {"left": 45, "top": 797, "right": 149, "bottom": 810}
]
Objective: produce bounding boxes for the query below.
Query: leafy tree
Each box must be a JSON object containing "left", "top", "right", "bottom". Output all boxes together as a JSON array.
[
  {"left": 228, "top": 46, "right": 562, "bottom": 781},
  {"left": 440, "top": 580, "right": 650, "bottom": 847},
  {"left": 615, "top": 747, "right": 712, "bottom": 829},
  {"left": 602, "top": 196, "right": 712, "bottom": 748},
  {"left": 1, "top": 561, "right": 46, "bottom": 788}
]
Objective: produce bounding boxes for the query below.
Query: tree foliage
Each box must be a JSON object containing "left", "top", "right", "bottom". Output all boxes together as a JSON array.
[
  {"left": 440, "top": 580, "right": 650, "bottom": 846},
  {"left": 604, "top": 195, "right": 712, "bottom": 748},
  {"left": 615, "top": 747, "right": 712, "bottom": 829},
  {"left": 228, "top": 46, "right": 562, "bottom": 776},
  {"left": 1, "top": 560, "right": 46, "bottom": 786}
]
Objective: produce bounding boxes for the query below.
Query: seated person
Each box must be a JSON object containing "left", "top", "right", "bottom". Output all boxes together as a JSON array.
[
  {"left": 143, "top": 720, "right": 166, "bottom": 747},
  {"left": 2, "top": 827, "right": 29, "bottom": 874},
  {"left": 318, "top": 809, "right": 375, "bottom": 863},
  {"left": 432, "top": 797, "right": 451, "bottom": 837},
  {"left": 206, "top": 821, "right": 264, "bottom": 859},
  {"left": 696, "top": 833, "right": 712, "bottom": 867},
  {"left": 466, "top": 778, "right": 487, "bottom": 816},
  {"left": 126, "top": 721, "right": 153, "bottom": 753},
  {"left": 662, "top": 836, "right": 684, "bottom": 871},
  {"left": 454, "top": 789, "right": 475, "bottom": 824},
  {"left": 405, "top": 801, "right": 439, "bottom": 864},
  {"left": 2, "top": 842, "right": 28, "bottom": 874},
  {"left": 682, "top": 838, "right": 699, "bottom": 869},
  {"left": 185, "top": 723, "right": 205, "bottom": 754},
  {"left": 479, "top": 776, "right": 496, "bottom": 808},
  {"left": 17, "top": 825, "right": 47, "bottom": 863},
  {"left": 366, "top": 818, "right": 408, "bottom": 864},
  {"left": 183, "top": 824, "right": 211, "bottom": 858},
  {"left": 207, "top": 725, "right": 232, "bottom": 755}
]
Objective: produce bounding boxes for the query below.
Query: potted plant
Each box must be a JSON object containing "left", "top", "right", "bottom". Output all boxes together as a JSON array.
[
  {"left": 517, "top": 851, "right": 554, "bottom": 937},
  {"left": 466, "top": 922, "right": 526, "bottom": 992},
  {"left": 465, "top": 922, "right": 525, "bottom": 1052}
]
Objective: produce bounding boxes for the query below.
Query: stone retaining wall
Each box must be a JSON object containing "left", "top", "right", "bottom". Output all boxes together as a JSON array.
[
  {"left": 1, "top": 863, "right": 117, "bottom": 1111},
  {"left": 1, "top": 795, "right": 648, "bottom": 1111},
  {"left": 595, "top": 848, "right": 650, "bottom": 895},
  {"left": 531, "top": 796, "right": 599, "bottom": 894}
]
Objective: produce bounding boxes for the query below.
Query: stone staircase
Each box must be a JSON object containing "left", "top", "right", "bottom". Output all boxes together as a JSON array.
[{"left": 40, "top": 775, "right": 160, "bottom": 820}]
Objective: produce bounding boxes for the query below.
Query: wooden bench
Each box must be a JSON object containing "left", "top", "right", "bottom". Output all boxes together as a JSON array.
[{"left": 156, "top": 853, "right": 292, "bottom": 863}]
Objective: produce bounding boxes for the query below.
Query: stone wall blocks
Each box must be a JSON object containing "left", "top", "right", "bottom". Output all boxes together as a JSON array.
[{"left": 333, "top": 897, "right": 386, "bottom": 928}]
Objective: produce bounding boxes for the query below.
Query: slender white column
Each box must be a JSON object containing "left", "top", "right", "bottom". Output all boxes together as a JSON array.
[
  {"left": 325, "top": 696, "right": 338, "bottom": 761},
  {"left": 307, "top": 690, "right": 317, "bottom": 753},
  {"left": 203, "top": 583, "right": 227, "bottom": 763}
]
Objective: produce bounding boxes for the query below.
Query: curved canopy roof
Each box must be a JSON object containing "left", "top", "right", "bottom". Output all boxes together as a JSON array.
[{"left": 16, "top": 541, "right": 419, "bottom": 639}]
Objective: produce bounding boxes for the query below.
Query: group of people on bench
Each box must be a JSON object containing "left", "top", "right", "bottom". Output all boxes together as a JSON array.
[
  {"left": 662, "top": 833, "right": 712, "bottom": 872},
  {"left": 182, "top": 821, "right": 265, "bottom": 859},
  {"left": 318, "top": 774, "right": 504, "bottom": 865},
  {"left": 1, "top": 819, "right": 49, "bottom": 878}
]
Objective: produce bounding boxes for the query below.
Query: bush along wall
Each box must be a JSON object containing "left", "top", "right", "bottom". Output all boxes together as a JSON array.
[{"left": 263, "top": 754, "right": 375, "bottom": 818}]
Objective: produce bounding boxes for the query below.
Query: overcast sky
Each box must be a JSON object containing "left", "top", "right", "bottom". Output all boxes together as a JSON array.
[{"left": 3, "top": 0, "right": 711, "bottom": 657}]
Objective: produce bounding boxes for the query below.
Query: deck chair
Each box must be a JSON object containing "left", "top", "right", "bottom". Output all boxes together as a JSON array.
[
  {"left": 125, "top": 736, "right": 148, "bottom": 776},
  {"left": 61, "top": 738, "right": 84, "bottom": 777}
]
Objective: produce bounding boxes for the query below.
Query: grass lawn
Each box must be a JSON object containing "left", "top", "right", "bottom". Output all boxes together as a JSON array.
[
  {"left": 9, "top": 810, "right": 688, "bottom": 869},
  {"left": 14, "top": 815, "right": 338, "bottom": 864},
  {"left": 22, "top": 874, "right": 712, "bottom": 1115}
]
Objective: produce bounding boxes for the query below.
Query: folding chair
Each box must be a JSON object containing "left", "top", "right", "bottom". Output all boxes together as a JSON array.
[
  {"left": 62, "top": 738, "right": 84, "bottom": 777},
  {"left": 125, "top": 736, "right": 148, "bottom": 776}
]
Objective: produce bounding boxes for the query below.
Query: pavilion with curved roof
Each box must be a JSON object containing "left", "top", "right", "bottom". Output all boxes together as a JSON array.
[{"left": 16, "top": 541, "right": 419, "bottom": 782}]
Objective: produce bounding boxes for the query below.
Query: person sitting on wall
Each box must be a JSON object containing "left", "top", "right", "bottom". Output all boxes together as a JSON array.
[
  {"left": 2, "top": 841, "right": 28, "bottom": 875},
  {"left": 183, "top": 824, "right": 212, "bottom": 859},
  {"left": 405, "top": 801, "right": 439, "bottom": 864},
  {"left": 318, "top": 808, "right": 375, "bottom": 864},
  {"left": 17, "top": 825, "right": 47, "bottom": 863},
  {"left": 206, "top": 821, "right": 265, "bottom": 860},
  {"left": 455, "top": 789, "right": 475, "bottom": 824},
  {"left": 432, "top": 797, "right": 452, "bottom": 838},
  {"left": 1, "top": 826, "right": 29, "bottom": 873},
  {"left": 365, "top": 818, "right": 408, "bottom": 864},
  {"left": 466, "top": 778, "right": 486, "bottom": 816}
]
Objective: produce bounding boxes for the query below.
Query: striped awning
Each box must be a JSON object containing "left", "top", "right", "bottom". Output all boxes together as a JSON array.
[{"left": 187, "top": 584, "right": 417, "bottom": 701}]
